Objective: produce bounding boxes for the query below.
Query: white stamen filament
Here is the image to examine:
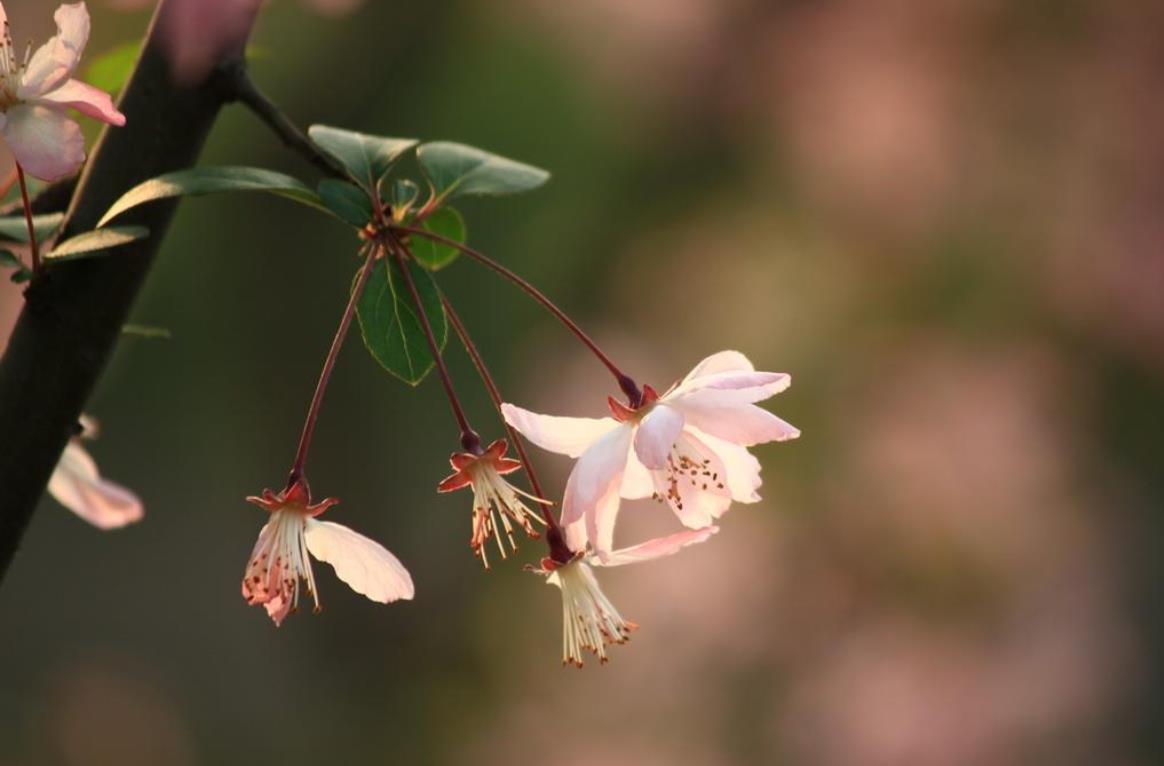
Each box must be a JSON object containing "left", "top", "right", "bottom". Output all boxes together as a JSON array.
[
  {"left": 547, "top": 561, "right": 636, "bottom": 667},
  {"left": 468, "top": 465, "right": 545, "bottom": 570}
]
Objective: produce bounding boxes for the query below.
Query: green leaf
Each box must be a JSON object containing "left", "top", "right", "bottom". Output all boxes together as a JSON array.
[
  {"left": 47, "top": 226, "right": 149, "bottom": 261},
  {"left": 308, "top": 125, "right": 417, "bottom": 193},
  {"left": 0, "top": 212, "right": 65, "bottom": 242},
  {"left": 83, "top": 40, "right": 141, "bottom": 96},
  {"left": 0, "top": 249, "right": 21, "bottom": 269},
  {"left": 10, "top": 269, "right": 31, "bottom": 284},
  {"left": 408, "top": 208, "right": 465, "bottom": 271},
  {"left": 98, "top": 167, "right": 323, "bottom": 227},
  {"left": 417, "top": 141, "right": 549, "bottom": 201},
  {"left": 317, "top": 179, "right": 373, "bottom": 228},
  {"left": 355, "top": 256, "right": 447, "bottom": 385}
]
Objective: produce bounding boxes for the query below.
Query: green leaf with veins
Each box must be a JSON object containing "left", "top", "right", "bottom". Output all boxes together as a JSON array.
[
  {"left": 408, "top": 208, "right": 465, "bottom": 271},
  {"left": 355, "top": 255, "right": 447, "bottom": 385},
  {"left": 307, "top": 125, "right": 417, "bottom": 193},
  {"left": 317, "top": 179, "right": 373, "bottom": 228},
  {"left": 98, "top": 167, "right": 323, "bottom": 226},
  {"left": 0, "top": 213, "right": 65, "bottom": 242},
  {"left": 416, "top": 141, "right": 549, "bottom": 202},
  {"left": 47, "top": 226, "right": 149, "bottom": 261}
]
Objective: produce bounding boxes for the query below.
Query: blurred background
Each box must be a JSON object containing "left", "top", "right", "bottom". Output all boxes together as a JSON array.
[{"left": 1, "top": 0, "right": 1162, "bottom": 763}]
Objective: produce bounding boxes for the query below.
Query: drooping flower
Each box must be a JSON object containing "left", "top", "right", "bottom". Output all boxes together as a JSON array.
[
  {"left": 532, "top": 525, "right": 718, "bottom": 667},
  {"left": 0, "top": 2, "right": 126, "bottom": 181},
  {"left": 436, "top": 438, "right": 545, "bottom": 569},
  {"left": 242, "top": 479, "right": 414, "bottom": 626},
  {"left": 47, "top": 414, "right": 142, "bottom": 529},
  {"left": 503, "top": 350, "right": 799, "bottom": 556}
]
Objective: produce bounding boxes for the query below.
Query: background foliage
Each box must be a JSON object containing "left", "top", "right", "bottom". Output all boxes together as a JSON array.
[{"left": 1, "top": 0, "right": 1162, "bottom": 764}]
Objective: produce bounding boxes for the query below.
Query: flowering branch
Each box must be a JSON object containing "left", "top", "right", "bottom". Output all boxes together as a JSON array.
[
  {"left": 0, "top": 0, "right": 262, "bottom": 581},
  {"left": 396, "top": 225, "right": 643, "bottom": 405}
]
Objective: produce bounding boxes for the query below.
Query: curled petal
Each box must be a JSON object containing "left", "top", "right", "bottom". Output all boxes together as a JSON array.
[
  {"left": 667, "top": 371, "right": 791, "bottom": 408},
  {"left": 681, "top": 350, "right": 755, "bottom": 385},
  {"left": 304, "top": 519, "right": 415, "bottom": 603},
  {"left": 34, "top": 79, "right": 125, "bottom": 126},
  {"left": 678, "top": 402, "right": 799, "bottom": 447},
  {"left": 585, "top": 480, "right": 623, "bottom": 558},
  {"left": 632, "top": 404, "right": 684, "bottom": 469},
  {"left": 688, "top": 426, "right": 763, "bottom": 503},
  {"left": 592, "top": 526, "right": 719, "bottom": 567},
  {"left": 48, "top": 441, "right": 143, "bottom": 530},
  {"left": 502, "top": 403, "right": 618, "bottom": 458},
  {"left": 2, "top": 105, "right": 85, "bottom": 181},
  {"left": 19, "top": 3, "right": 91, "bottom": 99},
  {"left": 561, "top": 424, "right": 632, "bottom": 526}
]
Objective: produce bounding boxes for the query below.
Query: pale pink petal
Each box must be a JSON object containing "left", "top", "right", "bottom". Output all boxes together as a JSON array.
[
  {"left": 650, "top": 430, "right": 732, "bottom": 528},
  {"left": 47, "top": 441, "right": 143, "bottom": 530},
  {"left": 34, "top": 79, "right": 125, "bottom": 126},
  {"left": 632, "top": 404, "right": 684, "bottom": 469},
  {"left": 681, "top": 350, "right": 755, "bottom": 384},
  {"left": 586, "top": 480, "right": 623, "bottom": 557},
  {"left": 561, "top": 423, "right": 632, "bottom": 525},
  {"left": 667, "top": 371, "right": 791, "bottom": 408},
  {"left": 592, "top": 526, "right": 719, "bottom": 567},
  {"left": 687, "top": 426, "right": 763, "bottom": 502},
  {"left": 19, "top": 3, "right": 91, "bottom": 98},
  {"left": 304, "top": 519, "right": 414, "bottom": 603},
  {"left": 2, "top": 104, "right": 85, "bottom": 181},
  {"left": 620, "top": 446, "right": 654, "bottom": 499},
  {"left": 679, "top": 401, "right": 800, "bottom": 446},
  {"left": 564, "top": 516, "right": 588, "bottom": 553},
  {"left": 501, "top": 402, "right": 619, "bottom": 458}
]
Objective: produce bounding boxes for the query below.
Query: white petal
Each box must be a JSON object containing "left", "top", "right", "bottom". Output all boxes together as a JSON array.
[
  {"left": 586, "top": 480, "right": 623, "bottom": 557},
  {"left": 560, "top": 423, "right": 632, "bottom": 526},
  {"left": 591, "top": 526, "right": 719, "bottom": 567},
  {"left": 687, "top": 426, "right": 763, "bottom": 502},
  {"left": 650, "top": 429, "right": 733, "bottom": 528},
  {"left": 501, "top": 403, "right": 618, "bottom": 458},
  {"left": 667, "top": 371, "right": 791, "bottom": 408},
  {"left": 34, "top": 78, "right": 125, "bottom": 126},
  {"left": 2, "top": 104, "right": 85, "bottom": 181},
  {"left": 632, "top": 404, "right": 684, "bottom": 469},
  {"left": 47, "top": 441, "right": 143, "bottom": 530},
  {"left": 679, "top": 402, "right": 799, "bottom": 447},
  {"left": 304, "top": 519, "right": 414, "bottom": 603},
  {"left": 682, "top": 350, "right": 755, "bottom": 383},
  {"left": 19, "top": 3, "right": 91, "bottom": 98},
  {"left": 620, "top": 446, "right": 654, "bottom": 499}
]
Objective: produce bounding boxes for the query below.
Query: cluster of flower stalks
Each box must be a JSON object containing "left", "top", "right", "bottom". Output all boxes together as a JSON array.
[{"left": 4, "top": 2, "right": 799, "bottom": 668}]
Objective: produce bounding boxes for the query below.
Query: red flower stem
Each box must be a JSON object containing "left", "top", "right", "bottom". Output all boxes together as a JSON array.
[
  {"left": 15, "top": 165, "right": 40, "bottom": 273},
  {"left": 393, "top": 225, "right": 643, "bottom": 406},
  {"left": 387, "top": 235, "right": 480, "bottom": 453},
  {"left": 441, "top": 296, "right": 553, "bottom": 511},
  {"left": 287, "top": 243, "right": 377, "bottom": 487}
]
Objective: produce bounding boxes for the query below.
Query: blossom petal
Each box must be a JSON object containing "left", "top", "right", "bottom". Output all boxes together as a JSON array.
[
  {"left": 304, "top": 519, "right": 415, "bottom": 603},
  {"left": 47, "top": 441, "right": 143, "bottom": 530},
  {"left": 687, "top": 426, "right": 763, "bottom": 502},
  {"left": 682, "top": 350, "right": 755, "bottom": 384},
  {"left": 591, "top": 526, "right": 719, "bottom": 567},
  {"left": 501, "top": 403, "right": 618, "bottom": 458},
  {"left": 19, "top": 3, "right": 91, "bottom": 98},
  {"left": 632, "top": 404, "right": 684, "bottom": 469},
  {"left": 668, "top": 371, "right": 791, "bottom": 408},
  {"left": 678, "top": 402, "right": 799, "bottom": 446},
  {"left": 2, "top": 104, "right": 85, "bottom": 181},
  {"left": 650, "top": 429, "right": 732, "bottom": 528},
  {"left": 34, "top": 78, "right": 125, "bottom": 126},
  {"left": 561, "top": 423, "right": 632, "bottom": 526},
  {"left": 586, "top": 480, "right": 623, "bottom": 557},
  {"left": 620, "top": 446, "right": 654, "bottom": 499}
]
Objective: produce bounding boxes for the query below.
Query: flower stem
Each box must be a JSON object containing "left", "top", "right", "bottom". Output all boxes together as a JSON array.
[
  {"left": 15, "top": 165, "right": 40, "bottom": 274},
  {"left": 394, "top": 225, "right": 643, "bottom": 406},
  {"left": 387, "top": 235, "right": 480, "bottom": 453},
  {"left": 442, "top": 297, "right": 551, "bottom": 505},
  {"left": 287, "top": 243, "right": 377, "bottom": 487}
]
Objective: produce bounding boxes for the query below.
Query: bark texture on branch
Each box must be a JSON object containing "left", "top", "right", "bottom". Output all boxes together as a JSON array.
[{"left": 0, "top": 0, "right": 261, "bottom": 580}]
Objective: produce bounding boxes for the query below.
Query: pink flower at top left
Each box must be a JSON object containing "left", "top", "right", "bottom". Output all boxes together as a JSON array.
[{"left": 0, "top": 2, "right": 124, "bottom": 181}]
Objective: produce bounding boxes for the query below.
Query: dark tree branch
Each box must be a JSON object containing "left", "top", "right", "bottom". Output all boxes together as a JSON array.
[
  {"left": 0, "top": 0, "right": 262, "bottom": 580},
  {"left": 228, "top": 64, "right": 347, "bottom": 179}
]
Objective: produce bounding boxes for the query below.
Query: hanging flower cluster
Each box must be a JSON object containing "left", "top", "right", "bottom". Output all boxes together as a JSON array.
[{"left": 8, "top": 2, "right": 799, "bottom": 669}]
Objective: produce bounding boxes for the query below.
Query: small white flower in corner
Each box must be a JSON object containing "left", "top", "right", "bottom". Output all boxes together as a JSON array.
[
  {"left": 48, "top": 414, "right": 142, "bottom": 530},
  {"left": 531, "top": 526, "right": 718, "bottom": 667},
  {"left": 504, "top": 350, "right": 798, "bottom": 557},
  {"left": 0, "top": 2, "right": 126, "bottom": 181},
  {"left": 242, "top": 478, "right": 414, "bottom": 626}
]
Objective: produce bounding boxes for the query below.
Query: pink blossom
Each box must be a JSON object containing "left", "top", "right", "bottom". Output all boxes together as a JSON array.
[
  {"left": 0, "top": 3, "right": 125, "bottom": 180},
  {"left": 503, "top": 350, "right": 798, "bottom": 556},
  {"left": 532, "top": 526, "right": 718, "bottom": 667},
  {"left": 47, "top": 416, "right": 143, "bottom": 530},
  {"left": 242, "top": 479, "right": 413, "bottom": 626}
]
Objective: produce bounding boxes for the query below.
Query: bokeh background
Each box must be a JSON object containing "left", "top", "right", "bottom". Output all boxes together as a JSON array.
[{"left": 2, "top": 0, "right": 1162, "bottom": 763}]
